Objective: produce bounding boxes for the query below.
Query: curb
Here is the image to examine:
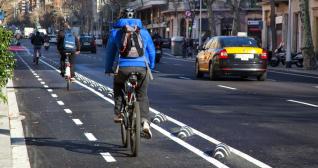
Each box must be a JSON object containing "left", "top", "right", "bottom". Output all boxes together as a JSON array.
[{"left": 0, "top": 87, "right": 12, "bottom": 168}]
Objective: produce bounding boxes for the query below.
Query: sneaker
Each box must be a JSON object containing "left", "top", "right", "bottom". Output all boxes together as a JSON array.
[
  {"left": 70, "top": 78, "right": 76, "bottom": 82},
  {"left": 60, "top": 72, "right": 65, "bottom": 77},
  {"left": 113, "top": 114, "right": 123, "bottom": 123},
  {"left": 142, "top": 121, "right": 152, "bottom": 139}
]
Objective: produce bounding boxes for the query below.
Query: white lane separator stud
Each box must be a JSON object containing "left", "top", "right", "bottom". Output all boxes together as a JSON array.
[
  {"left": 47, "top": 89, "right": 53, "bottom": 92},
  {"left": 40, "top": 82, "right": 45, "bottom": 85},
  {"left": 100, "top": 152, "right": 116, "bottom": 162},
  {"left": 43, "top": 85, "right": 49, "bottom": 88},
  {"left": 84, "top": 133, "right": 97, "bottom": 141},
  {"left": 72, "top": 119, "right": 83, "bottom": 126},
  {"left": 57, "top": 101, "right": 64, "bottom": 106},
  {"left": 64, "top": 109, "right": 72, "bottom": 114}
]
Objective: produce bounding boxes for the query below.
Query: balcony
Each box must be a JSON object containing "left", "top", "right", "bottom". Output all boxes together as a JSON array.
[{"left": 128, "top": 0, "right": 167, "bottom": 10}]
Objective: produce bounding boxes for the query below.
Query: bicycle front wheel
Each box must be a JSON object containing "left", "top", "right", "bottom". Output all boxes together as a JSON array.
[
  {"left": 130, "top": 101, "right": 140, "bottom": 157},
  {"left": 121, "top": 120, "right": 128, "bottom": 148}
]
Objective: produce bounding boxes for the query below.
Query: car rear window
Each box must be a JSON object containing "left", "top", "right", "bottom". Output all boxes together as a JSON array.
[
  {"left": 80, "top": 37, "right": 92, "bottom": 42},
  {"left": 221, "top": 37, "right": 258, "bottom": 48}
]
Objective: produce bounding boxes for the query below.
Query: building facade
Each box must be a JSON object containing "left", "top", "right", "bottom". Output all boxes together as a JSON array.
[
  {"left": 261, "top": 0, "right": 318, "bottom": 55},
  {"left": 128, "top": 0, "right": 262, "bottom": 41}
]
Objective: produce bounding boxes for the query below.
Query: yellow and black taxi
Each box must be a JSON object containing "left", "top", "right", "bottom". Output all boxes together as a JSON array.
[{"left": 195, "top": 36, "right": 268, "bottom": 81}]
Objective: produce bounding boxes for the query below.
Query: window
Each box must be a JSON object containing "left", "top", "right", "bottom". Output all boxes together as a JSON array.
[{"left": 221, "top": 37, "right": 258, "bottom": 48}]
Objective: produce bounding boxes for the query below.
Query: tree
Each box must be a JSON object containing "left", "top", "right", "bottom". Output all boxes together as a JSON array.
[
  {"left": 226, "top": 0, "right": 242, "bottom": 36},
  {"left": 0, "top": 27, "right": 15, "bottom": 102},
  {"left": 299, "top": 0, "right": 317, "bottom": 69},
  {"left": 205, "top": 0, "right": 217, "bottom": 36},
  {"left": 269, "top": 0, "right": 277, "bottom": 52}
]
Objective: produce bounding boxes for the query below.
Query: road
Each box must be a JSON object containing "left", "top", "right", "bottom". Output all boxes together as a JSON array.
[{"left": 10, "top": 40, "right": 318, "bottom": 168}]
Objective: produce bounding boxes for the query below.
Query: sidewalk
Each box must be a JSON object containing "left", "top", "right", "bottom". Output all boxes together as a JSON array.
[
  {"left": 162, "top": 48, "right": 318, "bottom": 76},
  {"left": 0, "top": 87, "right": 12, "bottom": 168}
]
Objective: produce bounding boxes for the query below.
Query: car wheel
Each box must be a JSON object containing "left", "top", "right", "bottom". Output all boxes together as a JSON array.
[
  {"left": 257, "top": 72, "right": 267, "bottom": 81},
  {"left": 195, "top": 61, "right": 203, "bottom": 78},
  {"left": 209, "top": 63, "right": 218, "bottom": 80}
]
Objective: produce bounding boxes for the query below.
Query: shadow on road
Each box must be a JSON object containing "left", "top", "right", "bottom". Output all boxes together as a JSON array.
[{"left": 12, "top": 137, "right": 131, "bottom": 158}]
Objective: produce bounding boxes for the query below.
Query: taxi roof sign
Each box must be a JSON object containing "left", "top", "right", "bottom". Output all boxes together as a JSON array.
[{"left": 237, "top": 32, "right": 248, "bottom": 37}]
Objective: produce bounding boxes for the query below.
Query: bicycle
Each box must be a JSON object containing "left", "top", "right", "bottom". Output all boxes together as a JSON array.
[
  {"left": 120, "top": 72, "right": 141, "bottom": 157},
  {"left": 64, "top": 53, "right": 72, "bottom": 91}
]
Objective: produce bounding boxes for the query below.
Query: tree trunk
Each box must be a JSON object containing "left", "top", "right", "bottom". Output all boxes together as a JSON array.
[
  {"left": 299, "top": 0, "right": 317, "bottom": 69},
  {"left": 231, "top": 0, "right": 241, "bottom": 36},
  {"left": 206, "top": 0, "right": 216, "bottom": 36},
  {"left": 270, "top": 0, "right": 277, "bottom": 52}
]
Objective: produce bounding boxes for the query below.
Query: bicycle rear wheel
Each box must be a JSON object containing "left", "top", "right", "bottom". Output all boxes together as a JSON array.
[
  {"left": 130, "top": 101, "right": 140, "bottom": 157},
  {"left": 66, "top": 79, "right": 70, "bottom": 91}
]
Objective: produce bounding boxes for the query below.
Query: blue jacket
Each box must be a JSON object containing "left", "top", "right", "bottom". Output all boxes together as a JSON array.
[{"left": 104, "top": 18, "right": 156, "bottom": 73}]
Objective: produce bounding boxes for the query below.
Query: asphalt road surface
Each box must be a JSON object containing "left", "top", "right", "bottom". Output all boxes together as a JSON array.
[{"left": 11, "top": 40, "right": 318, "bottom": 168}]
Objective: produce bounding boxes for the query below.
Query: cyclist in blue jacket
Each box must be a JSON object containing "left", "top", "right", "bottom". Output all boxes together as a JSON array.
[{"left": 105, "top": 8, "right": 156, "bottom": 139}]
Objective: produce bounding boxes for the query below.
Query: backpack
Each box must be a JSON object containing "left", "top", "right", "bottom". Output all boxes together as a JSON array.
[
  {"left": 119, "top": 25, "right": 144, "bottom": 58},
  {"left": 63, "top": 31, "right": 76, "bottom": 53}
]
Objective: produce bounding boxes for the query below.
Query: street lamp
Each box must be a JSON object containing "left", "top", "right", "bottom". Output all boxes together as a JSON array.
[{"left": 286, "top": 0, "right": 292, "bottom": 68}]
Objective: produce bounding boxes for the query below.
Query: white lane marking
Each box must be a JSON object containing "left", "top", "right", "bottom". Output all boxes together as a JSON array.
[
  {"left": 64, "top": 109, "right": 72, "bottom": 114},
  {"left": 57, "top": 101, "right": 64, "bottom": 106},
  {"left": 35, "top": 76, "right": 39, "bottom": 78},
  {"left": 47, "top": 89, "right": 53, "bottom": 92},
  {"left": 314, "top": 86, "right": 318, "bottom": 89},
  {"left": 179, "top": 76, "right": 191, "bottom": 80},
  {"left": 269, "top": 70, "right": 318, "bottom": 79},
  {"left": 100, "top": 153, "right": 116, "bottom": 163},
  {"left": 217, "top": 85, "right": 237, "bottom": 90},
  {"left": 84, "top": 133, "right": 97, "bottom": 141},
  {"left": 163, "top": 53, "right": 195, "bottom": 63},
  {"left": 40, "top": 82, "right": 45, "bottom": 85},
  {"left": 72, "top": 119, "right": 83, "bottom": 126},
  {"left": 43, "top": 85, "right": 49, "bottom": 88},
  {"left": 287, "top": 100, "right": 318, "bottom": 108},
  {"left": 151, "top": 124, "right": 228, "bottom": 167},
  {"left": 267, "top": 79, "right": 277, "bottom": 82},
  {"left": 38, "top": 78, "right": 42, "bottom": 81},
  {"left": 38, "top": 55, "right": 271, "bottom": 168},
  {"left": 51, "top": 94, "right": 58, "bottom": 98}
]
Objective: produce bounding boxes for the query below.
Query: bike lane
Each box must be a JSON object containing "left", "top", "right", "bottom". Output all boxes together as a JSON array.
[{"left": 12, "top": 48, "right": 220, "bottom": 168}]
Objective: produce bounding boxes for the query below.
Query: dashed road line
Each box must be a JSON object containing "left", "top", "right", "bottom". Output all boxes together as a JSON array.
[
  {"left": 84, "top": 133, "right": 97, "bottom": 141},
  {"left": 179, "top": 76, "right": 191, "bottom": 80},
  {"left": 51, "top": 94, "right": 58, "bottom": 98},
  {"left": 47, "top": 89, "right": 53, "bottom": 92},
  {"left": 72, "top": 119, "right": 83, "bottom": 126},
  {"left": 40, "top": 82, "right": 45, "bottom": 85},
  {"left": 64, "top": 109, "right": 72, "bottom": 114},
  {"left": 57, "top": 101, "right": 64, "bottom": 106},
  {"left": 287, "top": 100, "right": 318, "bottom": 108},
  {"left": 38, "top": 78, "right": 42, "bottom": 81},
  {"left": 100, "top": 152, "right": 116, "bottom": 163},
  {"left": 217, "top": 85, "right": 237, "bottom": 90}
]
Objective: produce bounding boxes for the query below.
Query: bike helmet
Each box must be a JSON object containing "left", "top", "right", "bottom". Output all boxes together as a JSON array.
[{"left": 122, "top": 8, "right": 136, "bottom": 19}]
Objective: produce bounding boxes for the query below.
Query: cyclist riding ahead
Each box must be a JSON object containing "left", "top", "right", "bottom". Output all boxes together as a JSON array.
[
  {"left": 105, "top": 8, "right": 156, "bottom": 139},
  {"left": 57, "top": 23, "right": 80, "bottom": 81},
  {"left": 31, "top": 31, "right": 44, "bottom": 63}
]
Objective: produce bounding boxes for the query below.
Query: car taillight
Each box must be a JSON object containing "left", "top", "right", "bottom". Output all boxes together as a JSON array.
[
  {"left": 261, "top": 50, "right": 268, "bottom": 60},
  {"left": 219, "top": 49, "right": 228, "bottom": 59}
]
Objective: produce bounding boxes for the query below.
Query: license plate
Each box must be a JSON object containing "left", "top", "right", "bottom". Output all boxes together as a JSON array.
[{"left": 235, "top": 54, "right": 254, "bottom": 61}]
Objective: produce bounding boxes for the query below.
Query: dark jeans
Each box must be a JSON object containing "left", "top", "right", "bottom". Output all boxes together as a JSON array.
[
  {"left": 59, "top": 51, "right": 76, "bottom": 77},
  {"left": 114, "top": 67, "right": 150, "bottom": 122}
]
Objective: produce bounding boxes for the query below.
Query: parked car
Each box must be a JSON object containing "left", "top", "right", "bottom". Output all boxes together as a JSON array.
[
  {"left": 161, "top": 38, "right": 171, "bottom": 48},
  {"left": 195, "top": 36, "right": 268, "bottom": 81},
  {"left": 48, "top": 34, "right": 57, "bottom": 44},
  {"left": 80, "top": 36, "right": 96, "bottom": 53}
]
